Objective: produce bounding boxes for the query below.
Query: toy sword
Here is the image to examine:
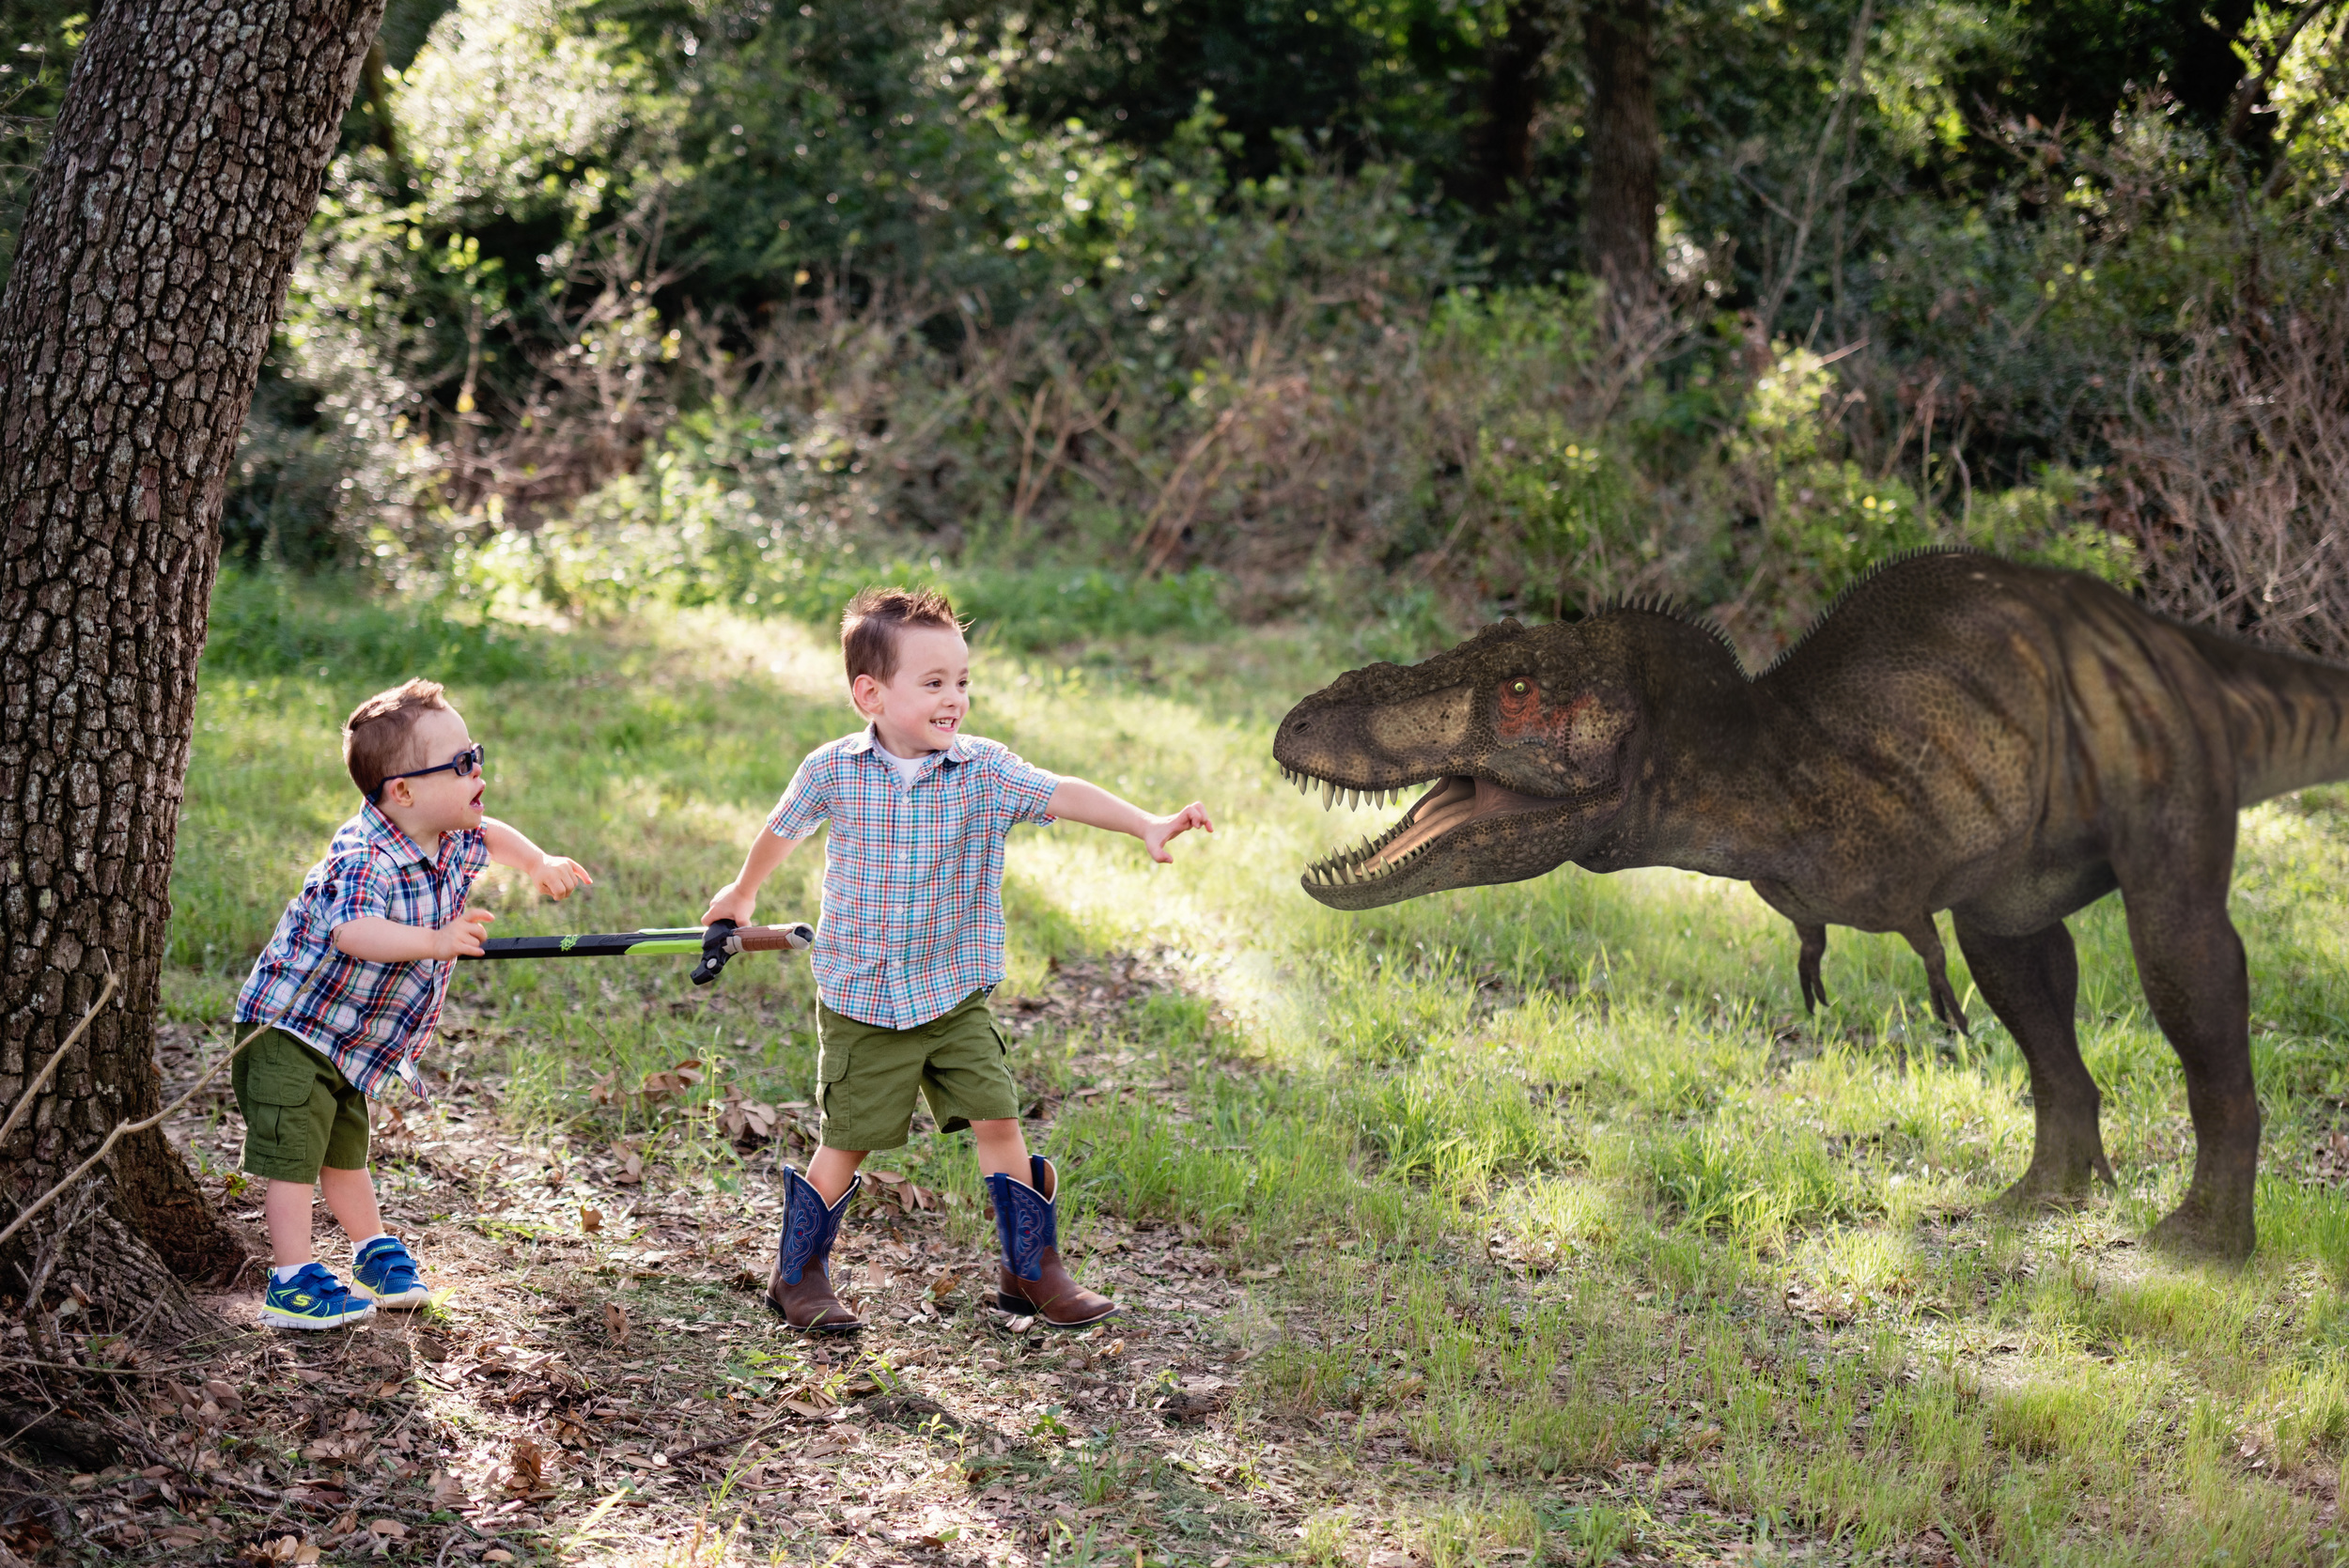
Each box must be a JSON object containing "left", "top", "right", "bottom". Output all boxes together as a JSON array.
[{"left": 459, "top": 919, "right": 814, "bottom": 986}]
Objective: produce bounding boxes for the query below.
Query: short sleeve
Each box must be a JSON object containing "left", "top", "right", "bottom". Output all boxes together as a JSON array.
[
  {"left": 317, "top": 853, "right": 394, "bottom": 932},
  {"left": 988, "top": 746, "right": 1060, "bottom": 827},
  {"left": 452, "top": 828, "right": 490, "bottom": 880},
  {"left": 767, "top": 753, "right": 832, "bottom": 840}
]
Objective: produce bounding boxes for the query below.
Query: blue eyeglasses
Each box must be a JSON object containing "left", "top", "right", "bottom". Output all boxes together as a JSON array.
[{"left": 371, "top": 743, "right": 486, "bottom": 802}]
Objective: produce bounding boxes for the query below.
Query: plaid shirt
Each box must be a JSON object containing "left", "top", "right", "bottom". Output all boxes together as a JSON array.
[
  {"left": 234, "top": 802, "right": 490, "bottom": 1097},
  {"left": 768, "top": 727, "right": 1059, "bottom": 1029}
]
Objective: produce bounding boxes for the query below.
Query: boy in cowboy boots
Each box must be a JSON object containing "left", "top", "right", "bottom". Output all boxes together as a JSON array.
[{"left": 703, "top": 586, "right": 1212, "bottom": 1331}]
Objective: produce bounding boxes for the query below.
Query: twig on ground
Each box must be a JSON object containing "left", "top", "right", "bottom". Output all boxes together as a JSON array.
[
  {"left": 0, "top": 1357, "right": 199, "bottom": 1378},
  {"left": 0, "top": 1020, "right": 271, "bottom": 1253},
  {"left": 663, "top": 1416, "right": 797, "bottom": 1461}
]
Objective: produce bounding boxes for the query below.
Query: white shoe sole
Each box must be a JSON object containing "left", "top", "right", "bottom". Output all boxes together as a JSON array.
[
  {"left": 261, "top": 1302, "right": 376, "bottom": 1330},
  {"left": 354, "top": 1281, "right": 432, "bottom": 1309}
]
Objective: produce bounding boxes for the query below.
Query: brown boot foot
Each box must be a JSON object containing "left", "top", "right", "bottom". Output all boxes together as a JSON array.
[
  {"left": 768, "top": 1262, "right": 864, "bottom": 1332},
  {"left": 996, "top": 1248, "right": 1117, "bottom": 1328}
]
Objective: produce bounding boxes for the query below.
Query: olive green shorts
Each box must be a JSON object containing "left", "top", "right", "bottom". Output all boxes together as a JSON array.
[
  {"left": 231, "top": 1027, "right": 370, "bottom": 1183},
  {"left": 816, "top": 988, "right": 1020, "bottom": 1152}
]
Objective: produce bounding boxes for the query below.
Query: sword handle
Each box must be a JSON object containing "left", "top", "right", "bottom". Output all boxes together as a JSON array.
[{"left": 729, "top": 923, "right": 815, "bottom": 953}]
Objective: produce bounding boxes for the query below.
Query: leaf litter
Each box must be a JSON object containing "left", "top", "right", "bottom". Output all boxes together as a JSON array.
[{"left": 1, "top": 952, "right": 1377, "bottom": 1567}]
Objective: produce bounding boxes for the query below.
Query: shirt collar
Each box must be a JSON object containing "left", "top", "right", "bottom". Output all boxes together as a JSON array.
[
  {"left": 357, "top": 798, "right": 434, "bottom": 866},
  {"left": 850, "top": 724, "right": 970, "bottom": 768}
]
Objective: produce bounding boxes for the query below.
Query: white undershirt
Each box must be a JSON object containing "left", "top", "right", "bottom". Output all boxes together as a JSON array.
[{"left": 878, "top": 747, "right": 927, "bottom": 787}]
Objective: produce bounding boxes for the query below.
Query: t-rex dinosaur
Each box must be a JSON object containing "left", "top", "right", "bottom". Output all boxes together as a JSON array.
[{"left": 1271, "top": 551, "right": 2349, "bottom": 1260}]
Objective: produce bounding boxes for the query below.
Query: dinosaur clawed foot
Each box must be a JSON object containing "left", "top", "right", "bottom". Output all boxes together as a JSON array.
[
  {"left": 2145, "top": 1194, "right": 2255, "bottom": 1265},
  {"left": 1989, "top": 1148, "right": 2116, "bottom": 1215},
  {"left": 1922, "top": 967, "right": 1968, "bottom": 1034},
  {"left": 1897, "top": 918, "right": 1969, "bottom": 1034}
]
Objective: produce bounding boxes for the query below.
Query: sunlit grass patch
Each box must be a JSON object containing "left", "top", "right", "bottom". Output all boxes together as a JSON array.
[{"left": 166, "top": 582, "right": 2349, "bottom": 1564}]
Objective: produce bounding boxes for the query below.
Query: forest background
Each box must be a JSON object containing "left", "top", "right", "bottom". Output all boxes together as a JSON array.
[
  {"left": 0, "top": 4, "right": 2346, "bottom": 1561},
  {"left": 5, "top": 0, "right": 2346, "bottom": 660}
]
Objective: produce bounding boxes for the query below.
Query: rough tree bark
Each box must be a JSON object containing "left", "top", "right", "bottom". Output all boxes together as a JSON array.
[
  {"left": 0, "top": 0, "right": 387, "bottom": 1333},
  {"left": 1583, "top": 0, "right": 1660, "bottom": 311},
  {"left": 1468, "top": 0, "right": 1553, "bottom": 212}
]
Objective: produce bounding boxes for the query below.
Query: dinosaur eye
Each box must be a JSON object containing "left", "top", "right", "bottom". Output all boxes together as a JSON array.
[{"left": 1510, "top": 680, "right": 1529, "bottom": 695}]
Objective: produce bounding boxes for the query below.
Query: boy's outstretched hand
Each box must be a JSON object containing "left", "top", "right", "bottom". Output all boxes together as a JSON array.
[
  {"left": 530, "top": 855, "right": 594, "bottom": 901},
  {"left": 1141, "top": 802, "right": 1214, "bottom": 863}
]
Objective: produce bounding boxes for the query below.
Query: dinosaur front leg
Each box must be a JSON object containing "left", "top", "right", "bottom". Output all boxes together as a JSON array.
[
  {"left": 1795, "top": 923, "right": 1828, "bottom": 1013},
  {"left": 1897, "top": 918, "right": 1968, "bottom": 1033},
  {"left": 2122, "top": 893, "right": 2259, "bottom": 1263},
  {"left": 1952, "top": 916, "right": 2115, "bottom": 1206}
]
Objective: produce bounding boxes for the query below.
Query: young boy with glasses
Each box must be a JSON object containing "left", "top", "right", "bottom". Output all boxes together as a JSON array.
[
  {"left": 232, "top": 678, "right": 590, "bottom": 1328},
  {"left": 703, "top": 587, "right": 1213, "bottom": 1332}
]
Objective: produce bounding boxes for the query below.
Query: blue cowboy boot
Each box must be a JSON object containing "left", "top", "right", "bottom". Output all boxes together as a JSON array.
[
  {"left": 766, "top": 1166, "right": 863, "bottom": 1332},
  {"left": 988, "top": 1155, "right": 1116, "bottom": 1327}
]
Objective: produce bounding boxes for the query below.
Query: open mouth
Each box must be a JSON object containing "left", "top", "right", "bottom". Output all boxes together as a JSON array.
[{"left": 1279, "top": 766, "right": 1557, "bottom": 891}]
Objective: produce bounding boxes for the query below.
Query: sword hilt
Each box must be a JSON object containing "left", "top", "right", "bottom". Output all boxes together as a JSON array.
[{"left": 691, "top": 919, "right": 816, "bottom": 986}]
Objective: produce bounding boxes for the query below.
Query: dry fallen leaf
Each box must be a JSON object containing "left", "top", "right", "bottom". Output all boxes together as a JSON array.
[
  {"left": 604, "top": 1300, "right": 630, "bottom": 1346},
  {"left": 428, "top": 1471, "right": 469, "bottom": 1510},
  {"left": 366, "top": 1519, "right": 407, "bottom": 1539},
  {"left": 580, "top": 1206, "right": 603, "bottom": 1234},
  {"left": 610, "top": 1141, "right": 645, "bottom": 1184},
  {"left": 507, "top": 1436, "right": 546, "bottom": 1495}
]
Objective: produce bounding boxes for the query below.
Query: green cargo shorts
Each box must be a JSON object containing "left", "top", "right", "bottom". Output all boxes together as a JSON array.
[
  {"left": 231, "top": 1027, "right": 370, "bottom": 1183},
  {"left": 816, "top": 988, "right": 1020, "bottom": 1152}
]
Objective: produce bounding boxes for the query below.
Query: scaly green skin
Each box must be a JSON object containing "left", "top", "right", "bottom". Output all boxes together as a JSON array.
[{"left": 1273, "top": 552, "right": 2349, "bottom": 1261}]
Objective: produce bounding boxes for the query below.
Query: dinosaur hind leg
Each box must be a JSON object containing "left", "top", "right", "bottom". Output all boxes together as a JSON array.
[
  {"left": 1898, "top": 918, "right": 1968, "bottom": 1034},
  {"left": 2117, "top": 881, "right": 2258, "bottom": 1263},
  {"left": 1952, "top": 915, "right": 2115, "bottom": 1208},
  {"left": 1796, "top": 923, "right": 1828, "bottom": 1014}
]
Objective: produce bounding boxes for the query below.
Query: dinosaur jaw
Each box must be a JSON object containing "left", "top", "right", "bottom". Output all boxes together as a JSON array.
[{"left": 1279, "top": 767, "right": 1566, "bottom": 908}]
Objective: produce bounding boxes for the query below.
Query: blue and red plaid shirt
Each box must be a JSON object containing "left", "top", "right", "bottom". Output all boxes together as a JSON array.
[
  {"left": 768, "top": 726, "right": 1059, "bottom": 1029},
  {"left": 234, "top": 801, "right": 490, "bottom": 1097}
]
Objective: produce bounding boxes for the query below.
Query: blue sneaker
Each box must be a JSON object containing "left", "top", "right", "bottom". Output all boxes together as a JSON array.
[
  {"left": 260, "top": 1263, "right": 376, "bottom": 1330},
  {"left": 351, "top": 1236, "right": 431, "bottom": 1309}
]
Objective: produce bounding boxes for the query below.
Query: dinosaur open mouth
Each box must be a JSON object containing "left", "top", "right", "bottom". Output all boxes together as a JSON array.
[{"left": 1278, "top": 766, "right": 1559, "bottom": 890}]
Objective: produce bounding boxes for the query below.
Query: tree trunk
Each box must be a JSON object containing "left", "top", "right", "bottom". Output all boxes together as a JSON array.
[
  {"left": 1468, "top": 0, "right": 1553, "bottom": 211},
  {"left": 0, "top": 0, "right": 386, "bottom": 1336},
  {"left": 1583, "top": 0, "right": 1660, "bottom": 311}
]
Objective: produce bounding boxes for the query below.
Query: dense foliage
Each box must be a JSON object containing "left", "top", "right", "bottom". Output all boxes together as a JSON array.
[{"left": 4, "top": 0, "right": 2344, "bottom": 656}]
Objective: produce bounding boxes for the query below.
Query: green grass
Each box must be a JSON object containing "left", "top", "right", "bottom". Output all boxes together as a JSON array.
[{"left": 169, "top": 573, "right": 2349, "bottom": 1563}]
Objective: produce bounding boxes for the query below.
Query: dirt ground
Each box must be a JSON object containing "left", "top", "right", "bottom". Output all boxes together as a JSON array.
[
  {"left": 0, "top": 957, "right": 1362, "bottom": 1568},
  {"left": 0, "top": 953, "right": 1885, "bottom": 1568}
]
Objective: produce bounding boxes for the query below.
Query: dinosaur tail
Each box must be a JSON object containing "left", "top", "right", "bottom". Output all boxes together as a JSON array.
[{"left": 2180, "top": 624, "right": 2349, "bottom": 805}]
